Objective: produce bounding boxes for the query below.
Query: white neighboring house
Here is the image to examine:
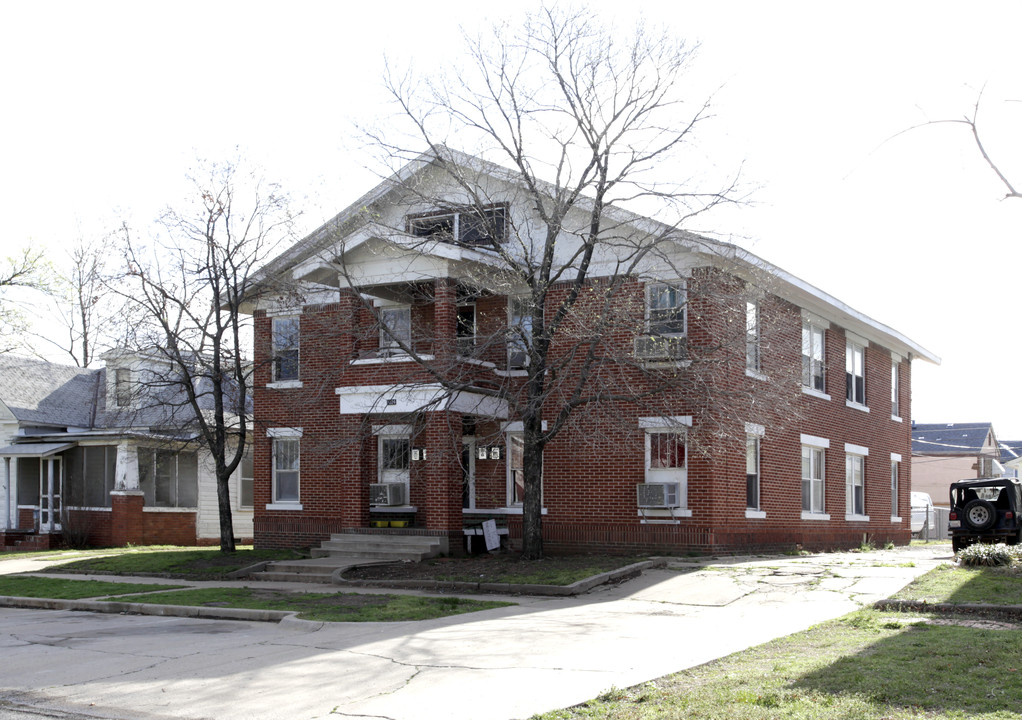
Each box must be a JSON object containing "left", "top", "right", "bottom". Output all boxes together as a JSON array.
[{"left": 0, "top": 354, "right": 253, "bottom": 549}]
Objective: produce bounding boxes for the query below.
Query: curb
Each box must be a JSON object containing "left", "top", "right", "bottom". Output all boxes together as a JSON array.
[
  {"left": 874, "top": 598, "right": 1022, "bottom": 619},
  {"left": 335, "top": 559, "right": 666, "bottom": 596},
  {"left": 0, "top": 595, "right": 294, "bottom": 623}
]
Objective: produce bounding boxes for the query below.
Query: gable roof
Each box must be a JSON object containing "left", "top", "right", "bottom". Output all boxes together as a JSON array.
[
  {"left": 256, "top": 147, "right": 939, "bottom": 365},
  {"left": 912, "top": 422, "right": 997, "bottom": 456},
  {"left": 0, "top": 355, "right": 99, "bottom": 429}
]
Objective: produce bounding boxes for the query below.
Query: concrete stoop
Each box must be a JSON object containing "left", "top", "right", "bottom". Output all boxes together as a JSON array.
[{"left": 251, "top": 533, "right": 444, "bottom": 584}]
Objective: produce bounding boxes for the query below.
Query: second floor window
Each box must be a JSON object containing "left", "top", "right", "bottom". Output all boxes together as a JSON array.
[
  {"left": 114, "top": 368, "right": 132, "bottom": 407},
  {"left": 891, "top": 361, "right": 900, "bottom": 417},
  {"left": 746, "top": 301, "right": 760, "bottom": 372},
  {"left": 272, "top": 316, "right": 300, "bottom": 381},
  {"left": 846, "top": 341, "right": 865, "bottom": 406},
  {"left": 802, "top": 322, "right": 825, "bottom": 392},
  {"left": 647, "top": 283, "right": 686, "bottom": 336},
  {"left": 408, "top": 204, "right": 507, "bottom": 247},
  {"left": 379, "top": 307, "right": 411, "bottom": 351},
  {"left": 508, "top": 297, "right": 532, "bottom": 369}
]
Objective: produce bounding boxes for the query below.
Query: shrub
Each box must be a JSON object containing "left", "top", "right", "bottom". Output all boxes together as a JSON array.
[{"left": 956, "top": 543, "right": 1016, "bottom": 567}]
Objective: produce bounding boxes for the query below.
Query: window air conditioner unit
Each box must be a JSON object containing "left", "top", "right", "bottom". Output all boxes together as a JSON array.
[
  {"left": 634, "top": 335, "right": 686, "bottom": 361},
  {"left": 637, "top": 482, "right": 681, "bottom": 508},
  {"left": 369, "top": 483, "right": 406, "bottom": 506}
]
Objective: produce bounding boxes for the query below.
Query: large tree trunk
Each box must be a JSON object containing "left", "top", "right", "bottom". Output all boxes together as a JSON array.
[
  {"left": 216, "top": 472, "right": 236, "bottom": 552},
  {"left": 520, "top": 412, "right": 545, "bottom": 560}
]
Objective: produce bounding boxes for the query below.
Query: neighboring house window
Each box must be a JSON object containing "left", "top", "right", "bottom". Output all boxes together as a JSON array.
[
  {"left": 647, "top": 283, "right": 686, "bottom": 336},
  {"left": 802, "top": 322, "right": 825, "bottom": 392},
  {"left": 114, "top": 368, "right": 132, "bottom": 408},
  {"left": 138, "top": 449, "right": 198, "bottom": 508},
  {"left": 645, "top": 429, "right": 687, "bottom": 508},
  {"left": 379, "top": 306, "right": 411, "bottom": 351},
  {"left": 508, "top": 297, "right": 532, "bottom": 369},
  {"left": 846, "top": 453, "right": 866, "bottom": 517},
  {"left": 239, "top": 448, "right": 253, "bottom": 509},
  {"left": 746, "top": 301, "right": 760, "bottom": 373},
  {"left": 271, "top": 316, "right": 300, "bottom": 381},
  {"left": 846, "top": 341, "right": 866, "bottom": 406},
  {"left": 408, "top": 204, "right": 507, "bottom": 247},
  {"left": 891, "top": 461, "right": 899, "bottom": 518},
  {"left": 746, "top": 434, "right": 761, "bottom": 510},
  {"left": 64, "top": 445, "right": 117, "bottom": 508},
  {"left": 801, "top": 441, "right": 826, "bottom": 515},
  {"left": 979, "top": 456, "right": 994, "bottom": 477},
  {"left": 891, "top": 361, "right": 900, "bottom": 417},
  {"left": 272, "top": 438, "right": 300, "bottom": 503}
]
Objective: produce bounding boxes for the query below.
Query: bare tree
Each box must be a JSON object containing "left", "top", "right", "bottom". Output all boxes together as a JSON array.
[
  {"left": 340, "top": 6, "right": 796, "bottom": 559},
  {"left": 0, "top": 247, "right": 51, "bottom": 354},
  {"left": 113, "top": 160, "right": 298, "bottom": 552}
]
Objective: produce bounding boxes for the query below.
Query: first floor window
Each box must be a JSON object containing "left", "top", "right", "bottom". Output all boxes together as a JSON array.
[
  {"left": 138, "top": 449, "right": 198, "bottom": 508},
  {"left": 273, "top": 438, "right": 300, "bottom": 503},
  {"left": 746, "top": 434, "right": 760, "bottom": 510},
  {"left": 891, "top": 462, "right": 899, "bottom": 517},
  {"left": 509, "top": 433, "right": 526, "bottom": 504},
  {"left": 802, "top": 445, "right": 825, "bottom": 514},
  {"left": 645, "top": 429, "right": 688, "bottom": 508},
  {"left": 846, "top": 454, "right": 865, "bottom": 516},
  {"left": 65, "top": 445, "right": 117, "bottom": 508}
]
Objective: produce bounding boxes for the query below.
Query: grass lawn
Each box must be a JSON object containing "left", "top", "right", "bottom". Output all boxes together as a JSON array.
[
  {"left": 533, "top": 562, "right": 1022, "bottom": 720},
  {"left": 43, "top": 546, "right": 297, "bottom": 579},
  {"left": 0, "top": 575, "right": 184, "bottom": 599},
  {"left": 105, "top": 586, "right": 513, "bottom": 622}
]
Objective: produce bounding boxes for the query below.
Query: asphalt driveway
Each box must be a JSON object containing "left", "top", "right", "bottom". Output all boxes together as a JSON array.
[{"left": 0, "top": 544, "right": 951, "bottom": 720}]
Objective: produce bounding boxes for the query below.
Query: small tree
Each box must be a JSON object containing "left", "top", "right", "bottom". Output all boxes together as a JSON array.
[
  {"left": 113, "top": 160, "right": 297, "bottom": 552},
  {"left": 345, "top": 6, "right": 797, "bottom": 559}
]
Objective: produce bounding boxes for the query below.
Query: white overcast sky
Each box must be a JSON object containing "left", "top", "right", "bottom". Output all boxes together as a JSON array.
[{"left": 3, "top": 1, "right": 1022, "bottom": 437}]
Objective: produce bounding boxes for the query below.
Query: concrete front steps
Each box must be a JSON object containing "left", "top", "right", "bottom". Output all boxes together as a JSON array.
[{"left": 251, "top": 533, "right": 444, "bottom": 584}]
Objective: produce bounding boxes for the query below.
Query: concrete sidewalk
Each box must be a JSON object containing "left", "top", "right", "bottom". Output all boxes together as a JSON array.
[{"left": 0, "top": 544, "right": 952, "bottom": 720}]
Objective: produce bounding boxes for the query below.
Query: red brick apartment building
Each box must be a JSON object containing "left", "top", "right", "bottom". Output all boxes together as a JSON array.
[{"left": 249, "top": 151, "right": 939, "bottom": 555}]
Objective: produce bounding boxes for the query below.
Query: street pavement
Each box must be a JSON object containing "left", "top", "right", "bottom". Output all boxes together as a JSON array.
[{"left": 0, "top": 544, "right": 952, "bottom": 720}]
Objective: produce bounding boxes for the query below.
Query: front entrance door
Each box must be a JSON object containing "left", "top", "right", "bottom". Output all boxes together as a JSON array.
[
  {"left": 378, "top": 435, "right": 410, "bottom": 503},
  {"left": 38, "top": 457, "right": 62, "bottom": 533}
]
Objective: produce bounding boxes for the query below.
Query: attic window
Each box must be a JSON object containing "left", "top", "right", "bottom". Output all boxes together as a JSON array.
[
  {"left": 114, "top": 368, "right": 132, "bottom": 408},
  {"left": 408, "top": 204, "right": 507, "bottom": 247}
]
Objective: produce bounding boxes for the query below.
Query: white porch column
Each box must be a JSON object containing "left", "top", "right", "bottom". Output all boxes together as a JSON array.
[
  {"left": 3, "top": 457, "right": 10, "bottom": 530},
  {"left": 45, "top": 457, "right": 55, "bottom": 533},
  {"left": 115, "top": 443, "right": 139, "bottom": 491}
]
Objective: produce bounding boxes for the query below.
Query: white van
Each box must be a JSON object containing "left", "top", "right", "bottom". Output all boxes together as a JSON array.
[{"left": 910, "top": 492, "right": 933, "bottom": 534}]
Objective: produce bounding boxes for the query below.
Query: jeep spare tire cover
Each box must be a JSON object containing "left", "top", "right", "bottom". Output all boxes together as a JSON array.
[{"left": 962, "top": 499, "right": 997, "bottom": 531}]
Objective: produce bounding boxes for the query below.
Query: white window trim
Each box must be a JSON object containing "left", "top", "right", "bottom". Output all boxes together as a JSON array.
[
  {"left": 267, "top": 427, "right": 303, "bottom": 438},
  {"left": 271, "top": 315, "right": 301, "bottom": 384},
  {"left": 845, "top": 443, "right": 869, "bottom": 456},
  {"left": 269, "top": 432, "right": 302, "bottom": 509},
  {"left": 802, "top": 386, "right": 831, "bottom": 401},
  {"left": 801, "top": 434, "right": 830, "bottom": 448},
  {"left": 801, "top": 439, "right": 827, "bottom": 517},
  {"left": 801, "top": 511, "right": 831, "bottom": 521},
  {"left": 267, "top": 379, "right": 303, "bottom": 390},
  {"left": 639, "top": 416, "right": 692, "bottom": 429},
  {"left": 845, "top": 450, "right": 867, "bottom": 521},
  {"left": 745, "top": 509, "right": 766, "bottom": 519}
]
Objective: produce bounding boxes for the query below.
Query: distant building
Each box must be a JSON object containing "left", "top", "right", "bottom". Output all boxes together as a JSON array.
[{"left": 911, "top": 422, "right": 1002, "bottom": 507}]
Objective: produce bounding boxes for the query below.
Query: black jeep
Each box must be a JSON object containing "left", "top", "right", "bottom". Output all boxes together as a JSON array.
[{"left": 948, "top": 477, "right": 1022, "bottom": 552}]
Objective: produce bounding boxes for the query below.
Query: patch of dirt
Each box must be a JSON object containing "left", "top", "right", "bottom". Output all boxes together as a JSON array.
[{"left": 343, "top": 553, "right": 645, "bottom": 584}]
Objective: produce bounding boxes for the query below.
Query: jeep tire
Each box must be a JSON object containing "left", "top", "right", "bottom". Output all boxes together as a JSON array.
[{"left": 962, "top": 499, "right": 997, "bottom": 531}]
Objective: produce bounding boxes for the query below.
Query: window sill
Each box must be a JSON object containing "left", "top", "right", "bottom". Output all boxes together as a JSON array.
[
  {"left": 351, "top": 354, "right": 435, "bottom": 366},
  {"left": 479, "top": 506, "right": 548, "bottom": 515},
  {"left": 493, "top": 369, "right": 528, "bottom": 377},
  {"left": 745, "top": 368, "right": 768, "bottom": 381},
  {"left": 267, "top": 380, "right": 303, "bottom": 390},
  {"left": 637, "top": 508, "right": 692, "bottom": 518},
  {"left": 62, "top": 505, "right": 112, "bottom": 512},
  {"left": 891, "top": 415, "right": 903, "bottom": 423},
  {"left": 266, "top": 502, "right": 303, "bottom": 511},
  {"left": 369, "top": 505, "right": 418, "bottom": 513},
  {"left": 845, "top": 513, "right": 870, "bottom": 522},
  {"left": 801, "top": 387, "right": 830, "bottom": 401},
  {"left": 845, "top": 401, "right": 870, "bottom": 413},
  {"left": 801, "top": 511, "right": 830, "bottom": 521},
  {"left": 143, "top": 506, "right": 197, "bottom": 512},
  {"left": 456, "top": 356, "right": 496, "bottom": 369},
  {"left": 891, "top": 515, "right": 903, "bottom": 523},
  {"left": 745, "top": 509, "right": 766, "bottom": 519},
  {"left": 641, "top": 360, "right": 692, "bottom": 370}
]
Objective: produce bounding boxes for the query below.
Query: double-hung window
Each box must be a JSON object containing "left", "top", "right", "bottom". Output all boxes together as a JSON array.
[
  {"left": 239, "top": 448, "right": 254, "bottom": 509},
  {"left": 801, "top": 434, "right": 828, "bottom": 517},
  {"left": 845, "top": 446, "right": 867, "bottom": 519},
  {"left": 379, "top": 306, "right": 411, "bottom": 352},
  {"left": 271, "top": 316, "right": 300, "bottom": 382},
  {"left": 745, "top": 301, "right": 761, "bottom": 373},
  {"left": 647, "top": 284, "right": 686, "bottom": 336},
  {"left": 846, "top": 340, "right": 866, "bottom": 407},
  {"left": 890, "top": 456, "right": 900, "bottom": 519},
  {"left": 272, "top": 437, "right": 300, "bottom": 504},
  {"left": 508, "top": 297, "right": 532, "bottom": 369},
  {"left": 802, "top": 321, "right": 825, "bottom": 393},
  {"left": 114, "top": 368, "right": 133, "bottom": 408},
  {"left": 746, "top": 434, "right": 761, "bottom": 511},
  {"left": 644, "top": 428, "right": 688, "bottom": 512},
  {"left": 891, "top": 360, "right": 901, "bottom": 418}
]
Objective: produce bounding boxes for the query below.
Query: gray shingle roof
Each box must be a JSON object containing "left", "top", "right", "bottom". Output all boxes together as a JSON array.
[
  {"left": 0, "top": 355, "right": 99, "bottom": 429},
  {"left": 912, "top": 422, "right": 995, "bottom": 456}
]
